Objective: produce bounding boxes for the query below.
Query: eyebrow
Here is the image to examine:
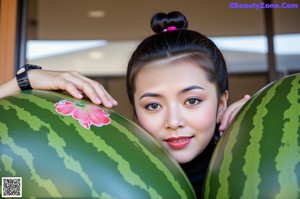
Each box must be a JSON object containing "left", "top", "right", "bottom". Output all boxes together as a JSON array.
[
  {"left": 181, "top": 85, "right": 205, "bottom": 93},
  {"left": 139, "top": 85, "right": 205, "bottom": 100},
  {"left": 139, "top": 93, "right": 162, "bottom": 100}
]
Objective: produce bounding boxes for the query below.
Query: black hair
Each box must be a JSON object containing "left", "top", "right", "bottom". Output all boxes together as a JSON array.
[{"left": 127, "top": 11, "right": 228, "bottom": 112}]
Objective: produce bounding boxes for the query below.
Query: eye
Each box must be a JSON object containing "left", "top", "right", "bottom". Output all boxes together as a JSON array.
[
  {"left": 185, "top": 98, "right": 201, "bottom": 106},
  {"left": 145, "top": 103, "right": 162, "bottom": 111}
]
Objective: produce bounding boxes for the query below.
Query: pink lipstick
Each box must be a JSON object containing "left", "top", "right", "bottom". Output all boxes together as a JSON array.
[{"left": 164, "top": 136, "right": 193, "bottom": 149}]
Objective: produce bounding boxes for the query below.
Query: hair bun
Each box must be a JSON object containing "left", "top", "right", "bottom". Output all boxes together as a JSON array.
[{"left": 150, "top": 11, "right": 188, "bottom": 33}]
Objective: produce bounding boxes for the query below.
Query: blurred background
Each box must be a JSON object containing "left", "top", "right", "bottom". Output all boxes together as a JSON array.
[{"left": 1, "top": 0, "right": 299, "bottom": 118}]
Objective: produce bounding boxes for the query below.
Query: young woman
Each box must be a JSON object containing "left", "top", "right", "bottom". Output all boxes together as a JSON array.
[
  {"left": 0, "top": 11, "right": 250, "bottom": 197},
  {"left": 126, "top": 11, "right": 234, "bottom": 196}
]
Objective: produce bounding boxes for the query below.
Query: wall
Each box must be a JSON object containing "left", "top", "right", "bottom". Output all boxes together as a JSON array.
[{"left": 0, "top": 0, "right": 18, "bottom": 84}]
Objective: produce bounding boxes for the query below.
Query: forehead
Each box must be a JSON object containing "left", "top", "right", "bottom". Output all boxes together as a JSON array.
[
  {"left": 134, "top": 59, "right": 215, "bottom": 92},
  {"left": 138, "top": 57, "right": 206, "bottom": 77}
]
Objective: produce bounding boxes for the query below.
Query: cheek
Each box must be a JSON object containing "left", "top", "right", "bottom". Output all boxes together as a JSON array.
[
  {"left": 135, "top": 110, "right": 160, "bottom": 138},
  {"left": 189, "top": 105, "right": 218, "bottom": 130}
]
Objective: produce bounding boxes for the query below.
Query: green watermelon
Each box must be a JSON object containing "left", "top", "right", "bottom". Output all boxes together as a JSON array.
[
  {"left": 204, "top": 73, "right": 300, "bottom": 199},
  {"left": 0, "top": 90, "right": 195, "bottom": 198}
]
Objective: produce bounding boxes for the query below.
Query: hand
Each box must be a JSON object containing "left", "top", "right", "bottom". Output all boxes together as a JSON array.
[
  {"left": 219, "top": 94, "right": 251, "bottom": 132},
  {"left": 29, "top": 69, "right": 118, "bottom": 108}
]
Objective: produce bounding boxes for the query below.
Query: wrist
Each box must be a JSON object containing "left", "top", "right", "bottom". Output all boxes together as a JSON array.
[{"left": 16, "top": 64, "right": 42, "bottom": 90}]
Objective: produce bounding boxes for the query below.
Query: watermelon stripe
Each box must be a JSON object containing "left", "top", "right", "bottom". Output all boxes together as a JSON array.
[
  {"left": 10, "top": 95, "right": 154, "bottom": 198},
  {"left": 203, "top": 118, "right": 231, "bottom": 198},
  {"left": 110, "top": 120, "right": 192, "bottom": 198},
  {"left": 1, "top": 154, "right": 16, "bottom": 176},
  {"left": 205, "top": 81, "right": 277, "bottom": 198},
  {"left": 20, "top": 96, "right": 149, "bottom": 197},
  {"left": 76, "top": 123, "right": 162, "bottom": 198},
  {"left": 0, "top": 143, "right": 55, "bottom": 196},
  {"left": 51, "top": 105, "right": 163, "bottom": 197},
  {"left": 1, "top": 99, "right": 106, "bottom": 198},
  {"left": 227, "top": 93, "right": 262, "bottom": 198},
  {"left": 241, "top": 79, "right": 284, "bottom": 198},
  {"left": 275, "top": 76, "right": 300, "bottom": 198},
  {"left": 0, "top": 121, "right": 61, "bottom": 197},
  {"left": 204, "top": 99, "right": 249, "bottom": 199},
  {"left": 257, "top": 77, "right": 294, "bottom": 198},
  {"left": 30, "top": 91, "right": 194, "bottom": 198},
  {"left": 212, "top": 94, "right": 257, "bottom": 198},
  {"left": 1, "top": 90, "right": 195, "bottom": 198},
  {"left": 14, "top": 92, "right": 189, "bottom": 198},
  {"left": 7, "top": 97, "right": 114, "bottom": 197},
  {"left": 204, "top": 74, "right": 300, "bottom": 199},
  {"left": 46, "top": 124, "right": 102, "bottom": 198}
]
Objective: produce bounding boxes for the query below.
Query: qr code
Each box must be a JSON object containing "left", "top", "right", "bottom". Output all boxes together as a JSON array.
[{"left": 2, "top": 177, "right": 22, "bottom": 198}]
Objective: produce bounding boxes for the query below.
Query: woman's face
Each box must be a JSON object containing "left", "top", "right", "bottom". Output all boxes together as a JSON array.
[{"left": 133, "top": 59, "right": 227, "bottom": 164}]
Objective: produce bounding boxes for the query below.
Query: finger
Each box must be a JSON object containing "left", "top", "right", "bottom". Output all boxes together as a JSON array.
[
  {"left": 81, "top": 80, "right": 119, "bottom": 108},
  {"left": 59, "top": 79, "right": 114, "bottom": 108},
  {"left": 92, "top": 82, "right": 118, "bottom": 106},
  {"left": 219, "top": 114, "right": 233, "bottom": 132},
  {"left": 225, "top": 95, "right": 251, "bottom": 125},
  {"left": 57, "top": 80, "right": 84, "bottom": 99},
  {"left": 228, "top": 107, "right": 240, "bottom": 124},
  {"left": 59, "top": 72, "right": 107, "bottom": 105},
  {"left": 219, "top": 105, "right": 240, "bottom": 131},
  {"left": 219, "top": 110, "right": 231, "bottom": 131},
  {"left": 71, "top": 72, "right": 118, "bottom": 107},
  {"left": 219, "top": 95, "right": 251, "bottom": 131},
  {"left": 243, "top": 94, "right": 251, "bottom": 100},
  {"left": 219, "top": 116, "right": 228, "bottom": 132},
  {"left": 83, "top": 80, "right": 112, "bottom": 107}
]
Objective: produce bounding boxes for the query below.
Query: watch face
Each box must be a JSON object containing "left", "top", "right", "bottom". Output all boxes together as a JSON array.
[{"left": 17, "top": 67, "right": 26, "bottom": 75}]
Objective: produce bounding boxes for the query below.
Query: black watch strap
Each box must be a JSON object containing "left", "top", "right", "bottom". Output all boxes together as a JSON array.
[{"left": 16, "top": 64, "right": 42, "bottom": 90}]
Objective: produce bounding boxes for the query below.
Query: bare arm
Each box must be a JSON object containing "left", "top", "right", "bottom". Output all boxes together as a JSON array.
[
  {"left": 0, "top": 69, "right": 118, "bottom": 108},
  {"left": 0, "top": 77, "right": 20, "bottom": 99}
]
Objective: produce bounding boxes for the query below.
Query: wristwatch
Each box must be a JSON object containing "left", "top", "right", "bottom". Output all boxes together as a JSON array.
[{"left": 16, "top": 64, "right": 42, "bottom": 90}]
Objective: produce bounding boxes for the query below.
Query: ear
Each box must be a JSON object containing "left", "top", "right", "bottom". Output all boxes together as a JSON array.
[{"left": 217, "top": 90, "right": 229, "bottom": 123}]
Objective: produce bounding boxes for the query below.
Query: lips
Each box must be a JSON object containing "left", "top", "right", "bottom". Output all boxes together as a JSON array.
[{"left": 164, "top": 136, "right": 193, "bottom": 149}]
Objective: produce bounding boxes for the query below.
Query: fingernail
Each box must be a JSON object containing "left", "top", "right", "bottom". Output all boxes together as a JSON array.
[
  {"left": 112, "top": 99, "right": 118, "bottom": 105},
  {"left": 219, "top": 123, "right": 224, "bottom": 130},
  {"left": 107, "top": 101, "right": 113, "bottom": 107},
  {"left": 77, "top": 93, "right": 83, "bottom": 98},
  {"left": 94, "top": 97, "right": 101, "bottom": 104}
]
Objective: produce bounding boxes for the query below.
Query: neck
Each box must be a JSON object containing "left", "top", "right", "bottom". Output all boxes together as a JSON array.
[{"left": 180, "top": 138, "right": 216, "bottom": 198}]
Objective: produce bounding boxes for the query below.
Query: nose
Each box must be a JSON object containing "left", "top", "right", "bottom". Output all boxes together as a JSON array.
[{"left": 165, "top": 104, "right": 185, "bottom": 130}]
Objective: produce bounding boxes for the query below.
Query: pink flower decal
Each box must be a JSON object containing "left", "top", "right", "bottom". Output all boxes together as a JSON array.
[{"left": 54, "top": 99, "right": 111, "bottom": 129}]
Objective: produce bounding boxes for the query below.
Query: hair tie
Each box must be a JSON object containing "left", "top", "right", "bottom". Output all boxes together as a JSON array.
[{"left": 163, "top": 26, "right": 177, "bottom": 32}]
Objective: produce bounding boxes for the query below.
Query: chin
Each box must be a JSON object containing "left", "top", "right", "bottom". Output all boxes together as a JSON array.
[{"left": 171, "top": 153, "right": 195, "bottom": 164}]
